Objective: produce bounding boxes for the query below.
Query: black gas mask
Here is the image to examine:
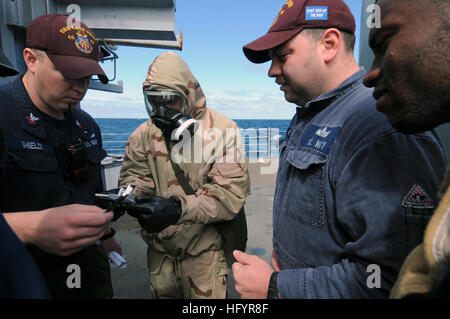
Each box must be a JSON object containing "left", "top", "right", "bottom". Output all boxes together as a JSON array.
[{"left": 144, "top": 90, "right": 198, "bottom": 141}]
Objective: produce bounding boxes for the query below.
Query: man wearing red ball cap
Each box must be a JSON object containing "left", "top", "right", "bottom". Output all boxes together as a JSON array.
[
  {"left": 232, "top": 0, "right": 447, "bottom": 299},
  {"left": 0, "top": 13, "right": 120, "bottom": 298}
]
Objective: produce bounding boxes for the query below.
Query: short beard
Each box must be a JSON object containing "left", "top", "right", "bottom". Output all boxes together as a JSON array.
[
  {"left": 387, "top": 95, "right": 450, "bottom": 134},
  {"left": 389, "top": 14, "right": 450, "bottom": 134}
]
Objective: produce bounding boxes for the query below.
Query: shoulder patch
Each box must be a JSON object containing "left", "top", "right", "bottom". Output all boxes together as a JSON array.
[{"left": 402, "top": 184, "right": 435, "bottom": 209}]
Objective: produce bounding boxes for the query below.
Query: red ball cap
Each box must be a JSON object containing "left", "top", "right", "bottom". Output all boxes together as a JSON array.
[
  {"left": 26, "top": 13, "right": 108, "bottom": 84},
  {"left": 243, "top": 0, "right": 356, "bottom": 64}
]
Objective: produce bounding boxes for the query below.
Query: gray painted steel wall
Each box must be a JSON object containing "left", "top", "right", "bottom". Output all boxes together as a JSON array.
[{"left": 0, "top": 0, "right": 179, "bottom": 86}]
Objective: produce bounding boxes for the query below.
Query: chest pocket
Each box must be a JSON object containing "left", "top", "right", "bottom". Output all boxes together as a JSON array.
[
  {"left": 284, "top": 148, "right": 327, "bottom": 228},
  {"left": 9, "top": 150, "right": 58, "bottom": 172}
]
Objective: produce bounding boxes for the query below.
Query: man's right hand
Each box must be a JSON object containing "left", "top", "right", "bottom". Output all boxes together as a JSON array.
[{"left": 4, "top": 204, "right": 113, "bottom": 256}]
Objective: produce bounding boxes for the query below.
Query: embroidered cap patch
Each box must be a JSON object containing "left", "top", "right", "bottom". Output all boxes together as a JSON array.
[
  {"left": 305, "top": 6, "right": 328, "bottom": 20},
  {"left": 75, "top": 30, "right": 93, "bottom": 54}
]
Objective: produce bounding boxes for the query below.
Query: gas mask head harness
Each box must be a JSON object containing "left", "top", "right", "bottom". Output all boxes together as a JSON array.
[{"left": 144, "top": 90, "right": 198, "bottom": 141}]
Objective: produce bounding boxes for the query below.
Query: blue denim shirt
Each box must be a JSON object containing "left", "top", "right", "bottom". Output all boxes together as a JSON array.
[{"left": 273, "top": 69, "right": 447, "bottom": 298}]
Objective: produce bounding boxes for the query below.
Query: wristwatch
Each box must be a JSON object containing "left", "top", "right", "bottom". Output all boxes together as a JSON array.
[{"left": 267, "top": 271, "right": 279, "bottom": 299}]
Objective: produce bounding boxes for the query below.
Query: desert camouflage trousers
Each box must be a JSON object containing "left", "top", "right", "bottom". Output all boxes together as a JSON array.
[{"left": 146, "top": 247, "right": 228, "bottom": 299}]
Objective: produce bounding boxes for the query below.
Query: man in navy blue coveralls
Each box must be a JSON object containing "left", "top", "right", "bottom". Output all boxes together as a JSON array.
[
  {"left": 0, "top": 125, "right": 50, "bottom": 298},
  {"left": 0, "top": 14, "right": 118, "bottom": 298},
  {"left": 232, "top": 0, "right": 447, "bottom": 298},
  {"left": 0, "top": 53, "right": 49, "bottom": 299}
]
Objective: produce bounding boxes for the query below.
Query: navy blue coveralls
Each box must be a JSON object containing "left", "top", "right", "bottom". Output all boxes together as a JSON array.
[
  {"left": 0, "top": 77, "right": 111, "bottom": 298},
  {"left": 273, "top": 69, "right": 447, "bottom": 298}
]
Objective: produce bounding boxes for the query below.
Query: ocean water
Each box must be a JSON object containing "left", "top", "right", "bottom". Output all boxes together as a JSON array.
[{"left": 95, "top": 118, "right": 291, "bottom": 157}]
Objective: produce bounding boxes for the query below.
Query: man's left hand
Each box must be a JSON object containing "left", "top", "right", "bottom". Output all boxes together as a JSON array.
[
  {"left": 232, "top": 250, "right": 275, "bottom": 299},
  {"left": 127, "top": 196, "right": 182, "bottom": 233}
]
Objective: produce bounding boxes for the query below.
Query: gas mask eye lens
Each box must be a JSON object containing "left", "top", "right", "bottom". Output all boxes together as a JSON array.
[
  {"left": 143, "top": 89, "right": 198, "bottom": 141},
  {"left": 144, "top": 90, "right": 186, "bottom": 116},
  {"left": 155, "top": 96, "right": 183, "bottom": 111}
]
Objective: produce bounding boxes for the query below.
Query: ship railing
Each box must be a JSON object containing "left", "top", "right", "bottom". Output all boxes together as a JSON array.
[{"left": 101, "top": 128, "right": 287, "bottom": 161}]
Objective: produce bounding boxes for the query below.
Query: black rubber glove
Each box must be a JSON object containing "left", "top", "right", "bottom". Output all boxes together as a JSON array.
[
  {"left": 127, "top": 196, "right": 182, "bottom": 234},
  {"left": 94, "top": 188, "right": 135, "bottom": 221}
]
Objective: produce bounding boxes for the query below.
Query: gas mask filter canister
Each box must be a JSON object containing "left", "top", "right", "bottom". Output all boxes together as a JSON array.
[{"left": 144, "top": 90, "right": 198, "bottom": 141}]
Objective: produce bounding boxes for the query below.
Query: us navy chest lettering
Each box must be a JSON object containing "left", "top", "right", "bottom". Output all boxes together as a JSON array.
[{"left": 299, "top": 124, "right": 340, "bottom": 156}]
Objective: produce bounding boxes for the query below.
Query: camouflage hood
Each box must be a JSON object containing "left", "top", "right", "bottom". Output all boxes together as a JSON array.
[{"left": 143, "top": 51, "right": 206, "bottom": 119}]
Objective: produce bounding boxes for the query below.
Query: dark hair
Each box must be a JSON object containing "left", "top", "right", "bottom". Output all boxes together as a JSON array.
[{"left": 302, "top": 28, "right": 356, "bottom": 54}]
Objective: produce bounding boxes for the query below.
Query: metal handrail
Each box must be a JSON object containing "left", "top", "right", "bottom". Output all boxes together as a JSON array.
[
  {"left": 102, "top": 129, "right": 287, "bottom": 155},
  {"left": 102, "top": 133, "right": 131, "bottom": 136},
  {"left": 103, "top": 141, "right": 128, "bottom": 143}
]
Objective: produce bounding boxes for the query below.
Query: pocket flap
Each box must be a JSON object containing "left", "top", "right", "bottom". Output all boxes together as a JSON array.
[
  {"left": 286, "top": 148, "right": 327, "bottom": 170},
  {"left": 9, "top": 151, "right": 58, "bottom": 172}
]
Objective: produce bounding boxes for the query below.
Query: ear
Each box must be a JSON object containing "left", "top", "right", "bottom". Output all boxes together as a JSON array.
[
  {"left": 320, "top": 28, "right": 341, "bottom": 64},
  {"left": 23, "top": 48, "right": 40, "bottom": 73}
]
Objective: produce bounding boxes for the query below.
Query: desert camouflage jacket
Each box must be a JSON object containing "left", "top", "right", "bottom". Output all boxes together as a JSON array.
[{"left": 119, "top": 52, "right": 251, "bottom": 258}]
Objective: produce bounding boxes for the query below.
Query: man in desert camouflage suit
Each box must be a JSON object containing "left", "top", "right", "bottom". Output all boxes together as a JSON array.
[{"left": 119, "top": 52, "right": 251, "bottom": 299}]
